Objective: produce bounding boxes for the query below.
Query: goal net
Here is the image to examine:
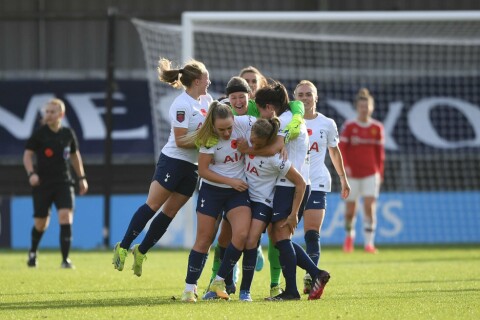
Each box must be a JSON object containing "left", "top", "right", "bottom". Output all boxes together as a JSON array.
[{"left": 132, "top": 12, "right": 480, "bottom": 245}]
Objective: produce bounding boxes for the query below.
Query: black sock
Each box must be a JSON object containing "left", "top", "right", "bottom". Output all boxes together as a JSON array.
[
  {"left": 120, "top": 203, "right": 156, "bottom": 249},
  {"left": 185, "top": 250, "right": 209, "bottom": 285},
  {"left": 292, "top": 241, "right": 319, "bottom": 278},
  {"left": 240, "top": 248, "right": 257, "bottom": 291},
  {"left": 60, "top": 224, "right": 72, "bottom": 261},
  {"left": 304, "top": 230, "right": 320, "bottom": 266},
  {"left": 138, "top": 212, "right": 173, "bottom": 254},
  {"left": 30, "top": 227, "right": 44, "bottom": 252},
  {"left": 276, "top": 239, "right": 298, "bottom": 295}
]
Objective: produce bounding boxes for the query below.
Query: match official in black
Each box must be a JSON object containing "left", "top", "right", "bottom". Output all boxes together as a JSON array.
[{"left": 23, "top": 98, "right": 88, "bottom": 268}]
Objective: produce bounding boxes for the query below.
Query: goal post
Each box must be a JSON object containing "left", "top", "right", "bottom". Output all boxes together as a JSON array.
[
  {"left": 182, "top": 10, "right": 480, "bottom": 62},
  {"left": 132, "top": 11, "right": 480, "bottom": 246}
]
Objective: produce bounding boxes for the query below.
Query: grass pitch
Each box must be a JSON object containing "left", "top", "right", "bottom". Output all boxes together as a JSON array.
[{"left": 1, "top": 245, "right": 479, "bottom": 320}]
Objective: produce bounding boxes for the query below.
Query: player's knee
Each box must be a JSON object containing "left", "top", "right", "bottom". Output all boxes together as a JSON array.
[{"left": 304, "top": 230, "right": 320, "bottom": 244}]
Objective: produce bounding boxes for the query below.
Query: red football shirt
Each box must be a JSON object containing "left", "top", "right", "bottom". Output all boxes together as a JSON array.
[{"left": 339, "top": 119, "right": 385, "bottom": 179}]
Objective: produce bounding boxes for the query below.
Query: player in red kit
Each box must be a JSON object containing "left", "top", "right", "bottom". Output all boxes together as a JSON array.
[{"left": 339, "top": 88, "right": 385, "bottom": 254}]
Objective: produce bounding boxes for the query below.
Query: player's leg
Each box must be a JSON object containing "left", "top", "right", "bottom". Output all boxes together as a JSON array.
[
  {"left": 239, "top": 203, "right": 269, "bottom": 301},
  {"left": 208, "top": 219, "right": 231, "bottom": 284},
  {"left": 362, "top": 173, "right": 380, "bottom": 253},
  {"left": 183, "top": 212, "right": 217, "bottom": 302},
  {"left": 290, "top": 241, "right": 330, "bottom": 300},
  {"left": 267, "top": 234, "right": 283, "bottom": 296},
  {"left": 56, "top": 184, "right": 75, "bottom": 268},
  {"left": 363, "top": 196, "right": 378, "bottom": 253},
  {"left": 269, "top": 219, "right": 300, "bottom": 300},
  {"left": 211, "top": 191, "right": 251, "bottom": 299},
  {"left": 131, "top": 192, "right": 191, "bottom": 277},
  {"left": 28, "top": 187, "right": 53, "bottom": 267},
  {"left": 302, "top": 191, "right": 326, "bottom": 293}
]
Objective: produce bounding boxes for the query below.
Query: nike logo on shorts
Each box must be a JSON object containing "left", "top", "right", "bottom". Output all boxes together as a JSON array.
[
  {"left": 313, "top": 201, "right": 320, "bottom": 204},
  {"left": 273, "top": 212, "right": 280, "bottom": 216},
  {"left": 259, "top": 212, "right": 266, "bottom": 216}
]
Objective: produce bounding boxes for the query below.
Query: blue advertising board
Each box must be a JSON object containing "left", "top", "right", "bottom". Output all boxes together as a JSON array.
[{"left": 9, "top": 191, "right": 480, "bottom": 249}]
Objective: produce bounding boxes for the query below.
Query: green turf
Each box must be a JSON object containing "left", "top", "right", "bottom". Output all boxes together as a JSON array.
[{"left": 1, "top": 246, "right": 479, "bottom": 319}]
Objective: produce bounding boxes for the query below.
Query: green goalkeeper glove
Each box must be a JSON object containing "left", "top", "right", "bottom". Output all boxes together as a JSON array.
[
  {"left": 283, "top": 114, "right": 304, "bottom": 143},
  {"left": 195, "top": 136, "right": 219, "bottom": 149}
]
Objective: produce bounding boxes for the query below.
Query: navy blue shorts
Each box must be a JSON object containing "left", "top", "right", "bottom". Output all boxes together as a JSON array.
[
  {"left": 251, "top": 201, "right": 273, "bottom": 223},
  {"left": 32, "top": 183, "right": 75, "bottom": 218},
  {"left": 272, "top": 185, "right": 311, "bottom": 223},
  {"left": 305, "top": 191, "right": 327, "bottom": 210},
  {"left": 196, "top": 182, "right": 251, "bottom": 219},
  {"left": 152, "top": 153, "right": 198, "bottom": 197}
]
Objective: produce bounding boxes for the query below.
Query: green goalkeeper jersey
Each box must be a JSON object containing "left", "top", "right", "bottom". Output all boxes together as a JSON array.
[{"left": 231, "top": 99, "right": 304, "bottom": 118}]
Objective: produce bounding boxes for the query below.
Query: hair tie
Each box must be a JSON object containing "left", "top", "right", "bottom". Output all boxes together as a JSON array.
[{"left": 179, "top": 69, "right": 184, "bottom": 74}]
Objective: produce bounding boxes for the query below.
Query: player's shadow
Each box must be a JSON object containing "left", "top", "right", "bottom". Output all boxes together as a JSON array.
[{"left": 0, "top": 295, "right": 183, "bottom": 311}]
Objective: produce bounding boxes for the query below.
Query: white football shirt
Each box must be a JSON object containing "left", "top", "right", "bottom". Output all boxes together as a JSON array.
[
  {"left": 161, "top": 92, "right": 213, "bottom": 164},
  {"left": 276, "top": 111, "right": 310, "bottom": 187},
  {"left": 199, "top": 115, "right": 255, "bottom": 188},
  {"left": 245, "top": 153, "right": 292, "bottom": 207},
  {"left": 305, "top": 113, "right": 339, "bottom": 192}
]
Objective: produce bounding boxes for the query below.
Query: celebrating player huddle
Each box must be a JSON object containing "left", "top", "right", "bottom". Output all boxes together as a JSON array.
[{"left": 111, "top": 58, "right": 371, "bottom": 303}]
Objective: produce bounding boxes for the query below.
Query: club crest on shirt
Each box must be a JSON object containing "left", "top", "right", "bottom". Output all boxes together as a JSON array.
[
  {"left": 44, "top": 148, "right": 54, "bottom": 158},
  {"left": 176, "top": 111, "right": 185, "bottom": 122},
  {"left": 200, "top": 109, "right": 207, "bottom": 116}
]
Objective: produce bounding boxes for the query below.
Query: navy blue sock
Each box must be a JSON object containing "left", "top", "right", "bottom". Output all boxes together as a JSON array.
[
  {"left": 304, "top": 230, "right": 320, "bottom": 266},
  {"left": 120, "top": 203, "right": 156, "bottom": 249},
  {"left": 138, "top": 212, "right": 173, "bottom": 254},
  {"left": 218, "top": 243, "right": 243, "bottom": 281},
  {"left": 240, "top": 248, "right": 257, "bottom": 291},
  {"left": 60, "top": 224, "right": 72, "bottom": 261},
  {"left": 276, "top": 239, "right": 298, "bottom": 294},
  {"left": 217, "top": 246, "right": 235, "bottom": 285},
  {"left": 292, "top": 241, "right": 320, "bottom": 279},
  {"left": 185, "top": 250, "right": 209, "bottom": 285}
]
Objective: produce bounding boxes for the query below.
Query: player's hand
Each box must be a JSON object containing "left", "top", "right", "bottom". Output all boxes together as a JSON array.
[
  {"left": 283, "top": 114, "right": 304, "bottom": 143},
  {"left": 205, "top": 136, "right": 218, "bottom": 148},
  {"left": 280, "top": 213, "right": 298, "bottom": 234},
  {"left": 279, "top": 146, "right": 288, "bottom": 161},
  {"left": 196, "top": 136, "right": 219, "bottom": 149},
  {"left": 237, "top": 138, "right": 249, "bottom": 153},
  {"left": 340, "top": 175, "right": 350, "bottom": 199},
  {"left": 79, "top": 179, "right": 88, "bottom": 195},
  {"left": 29, "top": 173, "right": 40, "bottom": 187},
  {"left": 228, "top": 178, "right": 248, "bottom": 192}
]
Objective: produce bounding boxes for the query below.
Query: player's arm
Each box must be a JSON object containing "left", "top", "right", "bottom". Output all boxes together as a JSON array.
[
  {"left": 376, "top": 124, "right": 386, "bottom": 183},
  {"left": 174, "top": 127, "right": 196, "bottom": 148},
  {"left": 238, "top": 135, "right": 285, "bottom": 157},
  {"left": 23, "top": 149, "right": 39, "bottom": 186},
  {"left": 338, "top": 123, "right": 351, "bottom": 175},
  {"left": 71, "top": 151, "right": 88, "bottom": 195},
  {"left": 198, "top": 152, "right": 248, "bottom": 192},
  {"left": 328, "top": 146, "right": 350, "bottom": 199},
  {"left": 280, "top": 166, "right": 306, "bottom": 233}
]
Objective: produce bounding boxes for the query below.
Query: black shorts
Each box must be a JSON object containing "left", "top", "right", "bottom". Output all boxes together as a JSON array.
[
  {"left": 32, "top": 183, "right": 75, "bottom": 218},
  {"left": 152, "top": 153, "right": 198, "bottom": 197},
  {"left": 272, "top": 185, "right": 311, "bottom": 223},
  {"left": 305, "top": 191, "right": 327, "bottom": 210},
  {"left": 196, "top": 182, "right": 251, "bottom": 219},
  {"left": 251, "top": 201, "right": 273, "bottom": 224}
]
